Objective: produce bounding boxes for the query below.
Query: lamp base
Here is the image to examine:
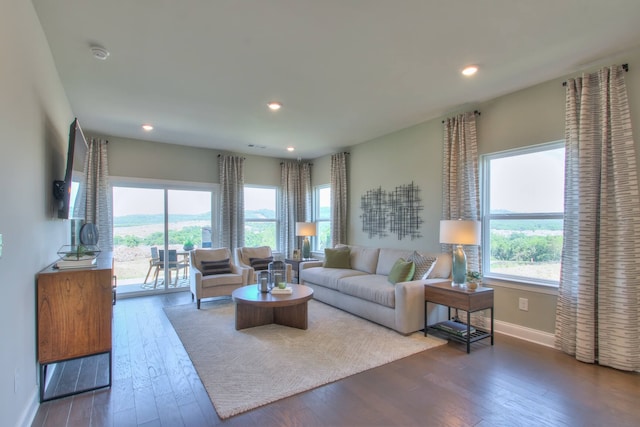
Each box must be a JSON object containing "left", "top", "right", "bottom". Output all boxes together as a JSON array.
[
  {"left": 451, "top": 244, "right": 467, "bottom": 286},
  {"left": 302, "top": 237, "right": 311, "bottom": 259}
]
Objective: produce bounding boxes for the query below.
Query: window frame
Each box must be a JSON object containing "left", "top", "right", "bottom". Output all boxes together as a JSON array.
[
  {"left": 480, "top": 140, "right": 565, "bottom": 287},
  {"left": 243, "top": 185, "right": 280, "bottom": 251},
  {"left": 313, "top": 184, "right": 331, "bottom": 252}
]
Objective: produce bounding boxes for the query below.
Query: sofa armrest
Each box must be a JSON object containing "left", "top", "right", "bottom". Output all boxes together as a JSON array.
[
  {"left": 190, "top": 265, "right": 203, "bottom": 294},
  {"left": 230, "top": 264, "right": 250, "bottom": 285},
  {"left": 393, "top": 279, "right": 427, "bottom": 335},
  {"left": 300, "top": 260, "right": 323, "bottom": 270}
]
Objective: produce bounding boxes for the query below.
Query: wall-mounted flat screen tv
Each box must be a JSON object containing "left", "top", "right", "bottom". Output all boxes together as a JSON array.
[{"left": 53, "top": 118, "right": 88, "bottom": 219}]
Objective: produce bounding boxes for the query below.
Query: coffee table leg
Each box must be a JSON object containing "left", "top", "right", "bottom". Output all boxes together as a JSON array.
[
  {"left": 235, "top": 303, "right": 274, "bottom": 330},
  {"left": 274, "top": 301, "right": 308, "bottom": 330}
]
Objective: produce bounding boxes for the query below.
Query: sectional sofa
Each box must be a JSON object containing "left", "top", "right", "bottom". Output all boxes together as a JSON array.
[{"left": 299, "top": 245, "right": 452, "bottom": 334}]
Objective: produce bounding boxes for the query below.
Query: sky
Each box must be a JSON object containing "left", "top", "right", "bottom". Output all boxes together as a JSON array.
[
  {"left": 490, "top": 147, "right": 564, "bottom": 213},
  {"left": 112, "top": 187, "right": 212, "bottom": 217}
]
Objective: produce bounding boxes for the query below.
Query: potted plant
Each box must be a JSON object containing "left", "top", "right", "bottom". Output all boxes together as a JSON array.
[
  {"left": 466, "top": 271, "right": 482, "bottom": 290},
  {"left": 183, "top": 239, "right": 195, "bottom": 251}
]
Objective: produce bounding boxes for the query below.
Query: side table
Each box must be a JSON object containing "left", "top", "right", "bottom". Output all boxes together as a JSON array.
[
  {"left": 285, "top": 258, "right": 319, "bottom": 283},
  {"left": 424, "top": 281, "right": 494, "bottom": 353}
]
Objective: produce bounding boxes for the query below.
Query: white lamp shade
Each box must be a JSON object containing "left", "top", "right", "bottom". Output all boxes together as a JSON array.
[
  {"left": 439, "top": 220, "right": 481, "bottom": 245},
  {"left": 296, "top": 222, "right": 317, "bottom": 237}
]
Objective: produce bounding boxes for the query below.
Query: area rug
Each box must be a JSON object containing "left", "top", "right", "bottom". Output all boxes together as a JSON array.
[{"left": 164, "top": 299, "right": 446, "bottom": 419}]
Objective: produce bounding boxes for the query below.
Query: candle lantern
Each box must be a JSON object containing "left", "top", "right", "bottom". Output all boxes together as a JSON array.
[
  {"left": 257, "top": 270, "right": 271, "bottom": 293},
  {"left": 268, "top": 260, "right": 286, "bottom": 289}
]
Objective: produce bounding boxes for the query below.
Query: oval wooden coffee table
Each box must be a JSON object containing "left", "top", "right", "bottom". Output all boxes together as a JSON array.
[{"left": 231, "top": 284, "right": 314, "bottom": 330}]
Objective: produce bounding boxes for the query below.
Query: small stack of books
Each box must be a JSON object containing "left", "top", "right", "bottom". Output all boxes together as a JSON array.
[
  {"left": 271, "top": 286, "right": 293, "bottom": 295},
  {"left": 55, "top": 258, "right": 97, "bottom": 269},
  {"left": 433, "top": 320, "right": 476, "bottom": 336}
]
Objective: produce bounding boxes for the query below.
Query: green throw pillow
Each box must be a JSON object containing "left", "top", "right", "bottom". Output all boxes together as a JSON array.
[
  {"left": 324, "top": 247, "right": 351, "bottom": 269},
  {"left": 388, "top": 258, "right": 415, "bottom": 284}
]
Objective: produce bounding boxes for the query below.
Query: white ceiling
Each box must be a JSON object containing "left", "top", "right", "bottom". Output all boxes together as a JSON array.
[{"left": 33, "top": 0, "right": 640, "bottom": 159}]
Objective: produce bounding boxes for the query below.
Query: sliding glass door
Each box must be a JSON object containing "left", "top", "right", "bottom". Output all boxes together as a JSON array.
[{"left": 112, "top": 182, "right": 216, "bottom": 296}]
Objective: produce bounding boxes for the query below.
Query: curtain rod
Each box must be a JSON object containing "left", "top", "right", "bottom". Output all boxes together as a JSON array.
[
  {"left": 562, "top": 63, "right": 629, "bottom": 86},
  {"left": 442, "top": 110, "right": 481, "bottom": 124},
  {"left": 280, "top": 162, "right": 314, "bottom": 165},
  {"left": 217, "top": 154, "right": 246, "bottom": 159}
]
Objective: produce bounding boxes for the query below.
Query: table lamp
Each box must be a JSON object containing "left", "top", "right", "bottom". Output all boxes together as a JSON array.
[
  {"left": 296, "top": 222, "right": 317, "bottom": 260},
  {"left": 439, "top": 219, "right": 481, "bottom": 286}
]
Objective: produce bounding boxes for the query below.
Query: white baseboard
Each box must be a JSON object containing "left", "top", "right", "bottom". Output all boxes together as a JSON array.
[
  {"left": 489, "top": 317, "right": 555, "bottom": 348},
  {"left": 17, "top": 387, "right": 39, "bottom": 427}
]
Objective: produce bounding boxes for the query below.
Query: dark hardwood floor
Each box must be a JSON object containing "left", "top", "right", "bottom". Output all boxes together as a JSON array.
[{"left": 32, "top": 292, "right": 640, "bottom": 427}]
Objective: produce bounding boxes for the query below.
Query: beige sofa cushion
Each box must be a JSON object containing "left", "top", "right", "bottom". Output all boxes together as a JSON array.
[
  {"left": 337, "top": 274, "right": 395, "bottom": 308},
  {"left": 301, "top": 266, "right": 366, "bottom": 291},
  {"left": 425, "top": 251, "right": 452, "bottom": 279},
  {"left": 376, "top": 248, "right": 414, "bottom": 276},
  {"left": 336, "top": 244, "right": 380, "bottom": 274}
]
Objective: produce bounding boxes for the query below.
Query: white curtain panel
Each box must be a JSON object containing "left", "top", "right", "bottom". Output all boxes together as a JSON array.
[
  {"left": 279, "top": 161, "right": 312, "bottom": 257},
  {"left": 556, "top": 65, "right": 640, "bottom": 372},
  {"left": 218, "top": 155, "right": 245, "bottom": 250},
  {"left": 83, "top": 138, "right": 113, "bottom": 251},
  {"left": 441, "top": 111, "right": 481, "bottom": 272},
  {"left": 330, "top": 152, "right": 348, "bottom": 247}
]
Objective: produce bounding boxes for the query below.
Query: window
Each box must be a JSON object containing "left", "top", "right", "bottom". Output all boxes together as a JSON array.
[
  {"left": 314, "top": 185, "right": 331, "bottom": 251},
  {"left": 111, "top": 181, "right": 217, "bottom": 295},
  {"left": 481, "top": 141, "right": 564, "bottom": 286},
  {"left": 244, "top": 186, "right": 278, "bottom": 249}
]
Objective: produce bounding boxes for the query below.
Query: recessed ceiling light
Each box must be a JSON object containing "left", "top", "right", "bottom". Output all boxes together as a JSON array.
[
  {"left": 462, "top": 65, "right": 478, "bottom": 76},
  {"left": 287, "top": 146, "right": 295, "bottom": 152},
  {"left": 90, "top": 45, "right": 110, "bottom": 60},
  {"left": 142, "top": 124, "right": 153, "bottom": 131},
  {"left": 267, "top": 102, "right": 282, "bottom": 111}
]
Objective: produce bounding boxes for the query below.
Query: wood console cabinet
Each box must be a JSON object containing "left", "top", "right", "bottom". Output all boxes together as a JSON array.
[{"left": 37, "top": 252, "right": 114, "bottom": 401}]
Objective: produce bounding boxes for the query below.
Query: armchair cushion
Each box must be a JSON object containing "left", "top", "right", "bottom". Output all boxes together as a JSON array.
[
  {"left": 238, "top": 246, "right": 272, "bottom": 265},
  {"left": 249, "top": 256, "right": 273, "bottom": 271},
  {"left": 200, "top": 259, "right": 232, "bottom": 275}
]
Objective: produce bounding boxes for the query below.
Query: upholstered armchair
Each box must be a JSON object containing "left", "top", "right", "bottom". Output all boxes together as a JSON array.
[
  {"left": 235, "top": 246, "right": 292, "bottom": 284},
  {"left": 190, "top": 248, "right": 249, "bottom": 309}
]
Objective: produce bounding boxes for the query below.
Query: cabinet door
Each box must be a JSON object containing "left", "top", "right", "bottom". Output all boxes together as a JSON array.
[{"left": 37, "top": 268, "right": 113, "bottom": 364}]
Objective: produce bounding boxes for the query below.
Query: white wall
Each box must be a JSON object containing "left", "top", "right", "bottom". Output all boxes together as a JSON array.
[{"left": 1, "top": 1, "right": 73, "bottom": 426}]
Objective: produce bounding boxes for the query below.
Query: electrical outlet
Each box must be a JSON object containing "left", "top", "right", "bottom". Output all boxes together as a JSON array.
[{"left": 519, "top": 297, "right": 529, "bottom": 311}]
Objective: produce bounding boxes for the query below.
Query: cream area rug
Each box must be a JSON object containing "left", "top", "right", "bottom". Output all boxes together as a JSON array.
[{"left": 164, "top": 299, "right": 446, "bottom": 419}]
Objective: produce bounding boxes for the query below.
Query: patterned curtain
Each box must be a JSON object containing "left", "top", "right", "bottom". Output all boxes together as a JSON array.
[
  {"left": 441, "top": 111, "right": 480, "bottom": 271},
  {"left": 330, "top": 152, "right": 348, "bottom": 246},
  {"left": 82, "top": 138, "right": 113, "bottom": 251},
  {"left": 219, "top": 155, "right": 245, "bottom": 250},
  {"left": 279, "top": 161, "right": 312, "bottom": 257},
  {"left": 555, "top": 65, "right": 640, "bottom": 372}
]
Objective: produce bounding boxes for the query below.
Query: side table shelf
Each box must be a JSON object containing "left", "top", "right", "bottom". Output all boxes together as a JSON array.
[
  {"left": 424, "top": 281, "right": 494, "bottom": 353},
  {"left": 427, "top": 320, "right": 492, "bottom": 348}
]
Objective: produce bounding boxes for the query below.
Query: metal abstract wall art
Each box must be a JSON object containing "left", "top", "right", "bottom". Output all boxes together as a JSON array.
[{"left": 360, "top": 182, "right": 423, "bottom": 240}]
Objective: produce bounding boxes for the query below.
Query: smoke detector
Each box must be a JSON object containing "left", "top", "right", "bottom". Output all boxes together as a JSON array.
[{"left": 90, "top": 46, "right": 110, "bottom": 60}]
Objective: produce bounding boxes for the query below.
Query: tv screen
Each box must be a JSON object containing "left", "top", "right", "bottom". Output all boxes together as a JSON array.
[{"left": 54, "top": 118, "right": 88, "bottom": 219}]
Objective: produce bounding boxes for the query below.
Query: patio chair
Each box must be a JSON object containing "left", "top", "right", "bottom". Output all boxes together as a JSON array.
[
  {"left": 155, "top": 249, "right": 188, "bottom": 288},
  {"left": 144, "top": 246, "right": 161, "bottom": 284}
]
